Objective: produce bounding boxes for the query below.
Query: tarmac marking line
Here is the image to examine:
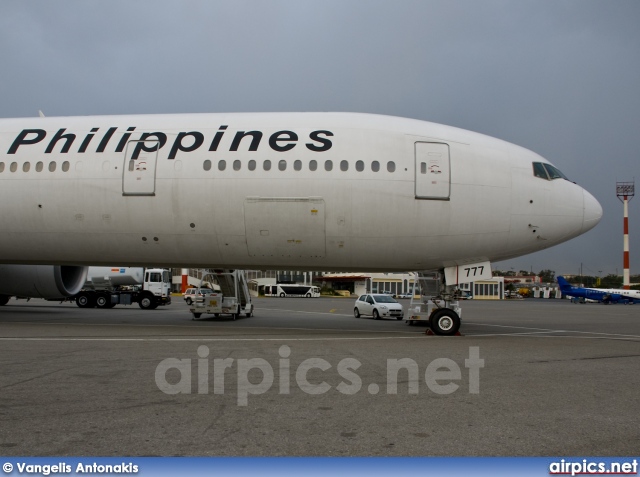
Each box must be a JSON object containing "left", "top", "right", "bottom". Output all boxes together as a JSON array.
[{"left": 0, "top": 336, "right": 427, "bottom": 342}]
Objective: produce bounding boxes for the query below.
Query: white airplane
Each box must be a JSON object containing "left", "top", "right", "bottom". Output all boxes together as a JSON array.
[{"left": 0, "top": 112, "right": 602, "bottom": 333}]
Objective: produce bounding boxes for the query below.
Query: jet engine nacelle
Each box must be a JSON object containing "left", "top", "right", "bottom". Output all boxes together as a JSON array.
[{"left": 0, "top": 265, "right": 89, "bottom": 300}]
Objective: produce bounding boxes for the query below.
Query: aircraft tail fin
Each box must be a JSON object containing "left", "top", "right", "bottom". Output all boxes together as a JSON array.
[{"left": 556, "top": 276, "right": 571, "bottom": 291}]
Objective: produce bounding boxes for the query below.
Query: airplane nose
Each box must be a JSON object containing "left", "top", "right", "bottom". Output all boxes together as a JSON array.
[{"left": 582, "top": 189, "right": 603, "bottom": 233}]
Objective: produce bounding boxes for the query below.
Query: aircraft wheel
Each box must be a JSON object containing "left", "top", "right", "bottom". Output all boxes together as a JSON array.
[
  {"left": 429, "top": 309, "right": 460, "bottom": 336},
  {"left": 373, "top": 309, "right": 380, "bottom": 320},
  {"left": 354, "top": 307, "right": 360, "bottom": 318}
]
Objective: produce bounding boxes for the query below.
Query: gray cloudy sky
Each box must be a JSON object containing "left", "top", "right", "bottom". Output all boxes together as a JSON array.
[{"left": 1, "top": 1, "right": 639, "bottom": 277}]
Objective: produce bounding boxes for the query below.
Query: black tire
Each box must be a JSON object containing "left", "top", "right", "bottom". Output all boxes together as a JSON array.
[
  {"left": 429, "top": 309, "right": 461, "bottom": 336},
  {"left": 354, "top": 307, "right": 360, "bottom": 318},
  {"left": 0, "top": 295, "right": 10, "bottom": 306},
  {"left": 280, "top": 292, "right": 285, "bottom": 297},
  {"left": 372, "top": 309, "right": 380, "bottom": 320},
  {"left": 193, "top": 313, "right": 201, "bottom": 318},
  {"left": 186, "top": 298, "right": 193, "bottom": 305},
  {"left": 396, "top": 315, "right": 403, "bottom": 321},
  {"left": 305, "top": 293, "right": 311, "bottom": 298},
  {"left": 214, "top": 313, "right": 220, "bottom": 317},
  {"left": 138, "top": 295, "right": 156, "bottom": 310},
  {"left": 232, "top": 314, "right": 238, "bottom": 320},
  {"left": 405, "top": 320, "right": 414, "bottom": 326},
  {"left": 76, "top": 293, "right": 96, "bottom": 308},
  {"left": 95, "top": 294, "right": 110, "bottom": 308},
  {"left": 245, "top": 306, "right": 254, "bottom": 318}
]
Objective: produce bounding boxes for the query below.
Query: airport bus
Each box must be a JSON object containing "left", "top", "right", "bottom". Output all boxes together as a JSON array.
[{"left": 264, "top": 284, "right": 320, "bottom": 298}]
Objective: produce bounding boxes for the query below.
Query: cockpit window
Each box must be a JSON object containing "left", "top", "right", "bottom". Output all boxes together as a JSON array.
[
  {"left": 532, "top": 162, "right": 569, "bottom": 181},
  {"left": 533, "top": 162, "right": 549, "bottom": 180},
  {"left": 543, "top": 163, "right": 568, "bottom": 180}
]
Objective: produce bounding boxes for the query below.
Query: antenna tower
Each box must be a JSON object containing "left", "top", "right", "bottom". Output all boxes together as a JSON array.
[{"left": 616, "top": 181, "right": 635, "bottom": 289}]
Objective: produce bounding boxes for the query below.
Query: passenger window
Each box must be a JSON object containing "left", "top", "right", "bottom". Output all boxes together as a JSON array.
[
  {"left": 387, "top": 161, "right": 395, "bottom": 172},
  {"left": 23, "top": 162, "right": 30, "bottom": 172},
  {"left": 278, "top": 160, "right": 287, "bottom": 171},
  {"left": 218, "top": 160, "right": 226, "bottom": 171},
  {"left": 35, "top": 162, "right": 43, "bottom": 172},
  {"left": 325, "top": 160, "right": 333, "bottom": 171},
  {"left": 263, "top": 160, "right": 272, "bottom": 171},
  {"left": 49, "top": 162, "right": 56, "bottom": 172},
  {"left": 358, "top": 296, "right": 365, "bottom": 302},
  {"left": 0, "top": 162, "right": 4, "bottom": 173},
  {"left": 62, "top": 161, "right": 70, "bottom": 172},
  {"left": 203, "top": 160, "right": 211, "bottom": 171},
  {"left": 340, "top": 160, "right": 348, "bottom": 171},
  {"left": 248, "top": 159, "right": 256, "bottom": 171},
  {"left": 421, "top": 162, "right": 427, "bottom": 174},
  {"left": 233, "top": 160, "right": 241, "bottom": 171},
  {"left": 371, "top": 161, "right": 380, "bottom": 172},
  {"left": 366, "top": 296, "right": 374, "bottom": 304},
  {"left": 356, "top": 160, "right": 364, "bottom": 172},
  {"left": 10, "top": 162, "right": 17, "bottom": 172},
  {"left": 294, "top": 160, "right": 302, "bottom": 171},
  {"left": 309, "top": 160, "right": 317, "bottom": 171},
  {"left": 532, "top": 162, "right": 548, "bottom": 180}
]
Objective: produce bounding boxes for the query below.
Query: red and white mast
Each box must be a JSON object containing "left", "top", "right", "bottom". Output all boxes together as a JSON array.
[{"left": 616, "top": 181, "right": 635, "bottom": 289}]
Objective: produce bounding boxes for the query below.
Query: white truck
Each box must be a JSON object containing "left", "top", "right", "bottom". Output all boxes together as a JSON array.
[{"left": 74, "top": 267, "right": 172, "bottom": 310}]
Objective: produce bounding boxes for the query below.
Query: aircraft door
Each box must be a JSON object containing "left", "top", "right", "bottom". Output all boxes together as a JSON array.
[
  {"left": 415, "top": 142, "right": 450, "bottom": 200},
  {"left": 122, "top": 140, "right": 159, "bottom": 196}
]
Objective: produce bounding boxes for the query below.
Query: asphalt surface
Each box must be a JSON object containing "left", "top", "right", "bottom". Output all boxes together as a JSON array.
[{"left": 0, "top": 296, "right": 639, "bottom": 456}]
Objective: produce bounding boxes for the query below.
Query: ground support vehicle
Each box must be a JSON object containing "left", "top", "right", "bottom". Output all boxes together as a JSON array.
[
  {"left": 74, "top": 267, "right": 171, "bottom": 310},
  {"left": 189, "top": 269, "right": 253, "bottom": 320}
]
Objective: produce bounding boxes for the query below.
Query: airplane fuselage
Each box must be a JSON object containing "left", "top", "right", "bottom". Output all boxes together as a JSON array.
[{"left": 0, "top": 112, "right": 601, "bottom": 271}]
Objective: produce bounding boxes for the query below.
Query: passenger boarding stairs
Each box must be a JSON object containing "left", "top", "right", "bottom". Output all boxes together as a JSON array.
[{"left": 200, "top": 269, "right": 251, "bottom": 308}]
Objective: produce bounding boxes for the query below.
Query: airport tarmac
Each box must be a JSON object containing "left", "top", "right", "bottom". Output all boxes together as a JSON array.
[{"left": 0, "top": 297, "right": 638, "bottom": 456}]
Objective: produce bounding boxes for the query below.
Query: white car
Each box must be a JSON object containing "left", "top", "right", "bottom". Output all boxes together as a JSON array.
[
  {"left": 183, "top": 287, "right": 213, "bottom": 305},
  {"left": 396, "top": 291, "right": 416, "bottom": 299},
  {"left": 354, "top": 294, "right": 404, "bottom": 320}
]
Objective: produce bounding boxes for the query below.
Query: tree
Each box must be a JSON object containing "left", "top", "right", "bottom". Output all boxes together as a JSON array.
[
  {"left": 538, "top": 269, "right": 555, "bottom": 283},
  {"left": 600, "top": 274, "right": 623, "bottom": 288}
]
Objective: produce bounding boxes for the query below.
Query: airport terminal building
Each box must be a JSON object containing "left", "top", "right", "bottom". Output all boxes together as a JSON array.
[{"left": 172, "top": 268, "right": 510, "bottom": 300}]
